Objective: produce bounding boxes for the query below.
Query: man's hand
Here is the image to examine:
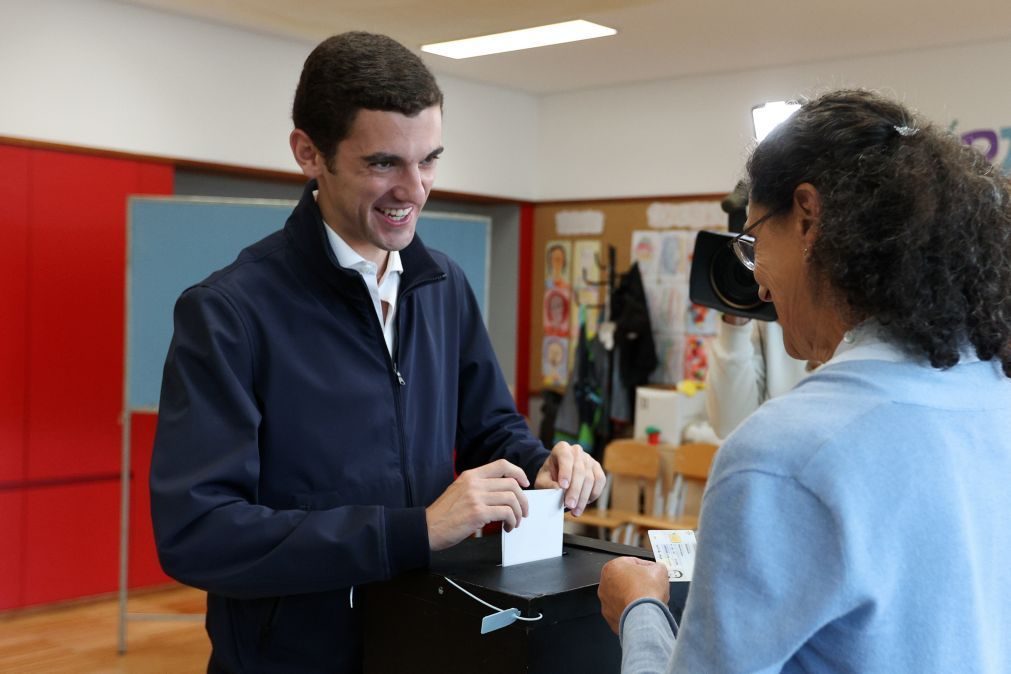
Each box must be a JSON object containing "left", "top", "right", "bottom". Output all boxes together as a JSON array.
[
  {"left": 721, "top": 313, "right": 751, "bottom": 326},
  {"left": 535, "top": 441, "right": 605, "bottom": 516},
  {"left": 426, "top": 459, "right": 529, "bottom": 551},
  {"left": 598, "top": 557, "right": 670, "bottom": 634}
]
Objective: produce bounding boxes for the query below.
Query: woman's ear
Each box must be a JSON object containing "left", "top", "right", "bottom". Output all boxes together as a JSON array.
[{"left": 793, "top": 183, "right": 822, "bottom": 244}]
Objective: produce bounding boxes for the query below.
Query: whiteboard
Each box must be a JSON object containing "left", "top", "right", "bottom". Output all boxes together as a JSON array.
[{"left": 124, "top": 196, "right": 490, "bottom": 410}]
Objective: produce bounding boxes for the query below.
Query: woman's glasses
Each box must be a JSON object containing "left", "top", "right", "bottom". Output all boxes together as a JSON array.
[{"left": 729, "top": 209, "right": 778, "bottom": 270}]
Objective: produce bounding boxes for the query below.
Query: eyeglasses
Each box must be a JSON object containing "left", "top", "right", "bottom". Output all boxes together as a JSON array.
[{"left": 729, "top": 209, "right": 778, "bottom": 271}]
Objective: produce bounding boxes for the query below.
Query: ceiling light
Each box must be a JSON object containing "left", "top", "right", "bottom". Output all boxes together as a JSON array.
[{"left": 421, "top": 20, "right": 616, "bottom": 60}]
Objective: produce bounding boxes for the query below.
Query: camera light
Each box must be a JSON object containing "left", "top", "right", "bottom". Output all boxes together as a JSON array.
[{"left": 752, "top": 101, "right": 801, "bottom": 142}]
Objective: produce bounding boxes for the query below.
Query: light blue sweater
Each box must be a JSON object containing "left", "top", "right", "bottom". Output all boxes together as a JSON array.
[{"left": 620, "top": 332, "right": 1011, "bottom": 673}]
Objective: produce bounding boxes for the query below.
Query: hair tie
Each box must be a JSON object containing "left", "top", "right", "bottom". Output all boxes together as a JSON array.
[{"left": 893, "top": 125, "right": 919, "bottom": 137}]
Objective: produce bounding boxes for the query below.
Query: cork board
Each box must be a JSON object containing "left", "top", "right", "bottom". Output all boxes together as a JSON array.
[{"left": 529, "top": 195, "right": 726, "bottom": 394}]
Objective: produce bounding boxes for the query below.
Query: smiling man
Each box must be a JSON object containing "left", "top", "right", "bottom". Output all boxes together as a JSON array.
[{"left": 150, "top": 32, "right": 605, "bottom": 673}]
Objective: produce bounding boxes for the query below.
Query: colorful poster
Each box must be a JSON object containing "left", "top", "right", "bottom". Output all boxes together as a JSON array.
[
  {"left": 658, "top": 231, "right": 690, "bottom": 279},
  {"left": 542, "top": 337, "right": 569, "bottom": 388},
  {"left": 633, "top": 227, "right": 722, "bottom": 384},
  {"left": 644, "top": 283, "right": 685, "bottom": 334},
  {"left": 683, "top": 335, "right": 710, "bottom": 382},
  {"left": 685, "top": 303, "right": 718, "bottom": 335},
  {"left": 653, "top": 334, "right": 685, "bottom": 384},
  {"left": 545, "top": 240, "right": 572, "bottom": 290},
  {"left": 572, "top": 240, "right": 603, "bottom": 338},
  {"left": 573, "top": 239, "right": 602, "bottom": 289},
  {"left": 631, "top": 231, "right": 661, "bottom": 279},
  {"left": 543, "top": 288, "right": 571, "bottom": 337}
]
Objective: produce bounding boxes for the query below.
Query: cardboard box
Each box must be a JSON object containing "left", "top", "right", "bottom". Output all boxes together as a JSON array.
[{"left": 634, "top": 386, "right": 706, "bottom": 445}]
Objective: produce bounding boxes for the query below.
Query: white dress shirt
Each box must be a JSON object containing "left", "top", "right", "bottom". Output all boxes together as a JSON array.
[{"left": 323, "top": 223, "right": 402, "bottom": 357}]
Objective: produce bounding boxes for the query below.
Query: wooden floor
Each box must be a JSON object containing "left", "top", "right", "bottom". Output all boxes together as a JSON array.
[{"left": 0, "top": 585, "right": 210, "bottom": 673}]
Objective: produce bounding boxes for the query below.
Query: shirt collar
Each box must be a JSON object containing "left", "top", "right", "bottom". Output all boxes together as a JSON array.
[
  {"left": 323, "top": 219, "right": 402, "bottom": 280},
  {"left": 829, "top": 320, "right": 980, "bottom": 366}
]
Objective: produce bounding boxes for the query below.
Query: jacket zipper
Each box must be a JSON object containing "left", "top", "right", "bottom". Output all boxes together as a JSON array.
[{"left": 389, "top": 273, "right": 444, "bottom": 507}]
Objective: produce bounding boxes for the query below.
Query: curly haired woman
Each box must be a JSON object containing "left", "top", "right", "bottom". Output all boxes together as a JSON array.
[{"left": 599, "top": 89, "right": 1011, "bottom": 673}]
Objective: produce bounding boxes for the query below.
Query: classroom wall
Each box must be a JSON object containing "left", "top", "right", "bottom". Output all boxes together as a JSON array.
[
  {"left": 537, "top": 38, "right": 1011, "bottom": 200},
  {"left": 3, "top": 1, "right": 1008, "bottom": 203},
  {"left": 0, "top": 0, "right": 541, "bottom": 201}
]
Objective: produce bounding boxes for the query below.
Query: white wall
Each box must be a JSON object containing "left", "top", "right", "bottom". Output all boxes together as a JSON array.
[
  {"left": 536, "top": 39, "right": 1011, "bottom": 200},
  {"left": 0, "top": 0, "right": 541, "bottom": 201},
  {"left": 2, "top": 0, "right": 1009, "bottom": 202}
]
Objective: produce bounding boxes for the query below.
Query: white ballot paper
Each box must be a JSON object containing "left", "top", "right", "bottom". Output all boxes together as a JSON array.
[
  {"left": 501, "top": 489, "right": 564, "bottom": 566},
  {"left": 648, "top": 530, "right": 697, "bottom": 582}
]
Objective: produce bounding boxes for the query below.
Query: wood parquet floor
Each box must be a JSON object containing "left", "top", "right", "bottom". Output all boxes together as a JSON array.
[{"left": 0, "top": 585, "right": 209, "bottom": 673}]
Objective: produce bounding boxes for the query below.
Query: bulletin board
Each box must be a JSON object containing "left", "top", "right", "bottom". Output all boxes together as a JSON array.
[{"left": 528, "top": 194, "right": 726, "bottom": 394}]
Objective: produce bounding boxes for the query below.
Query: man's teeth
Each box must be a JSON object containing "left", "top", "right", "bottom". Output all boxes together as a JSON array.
[{"left": 379, "top": 207, "right": 412, "bottom": 221}]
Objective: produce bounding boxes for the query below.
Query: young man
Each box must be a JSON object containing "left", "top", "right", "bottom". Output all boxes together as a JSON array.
[{"left": 150, "top": 32, "right": 604, "bottom": 672}]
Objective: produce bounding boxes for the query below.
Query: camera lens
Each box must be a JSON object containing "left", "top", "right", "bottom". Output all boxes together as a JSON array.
[{"left": 709, "top": 246, "right": 765, "bottom": 310}]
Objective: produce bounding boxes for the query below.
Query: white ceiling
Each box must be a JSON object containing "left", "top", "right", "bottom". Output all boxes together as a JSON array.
[{"left": 117, "top": 0, "right": 1011, "bottom": 94}]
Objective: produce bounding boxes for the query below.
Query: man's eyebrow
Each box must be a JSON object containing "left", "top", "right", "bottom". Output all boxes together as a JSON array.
[
  {"left": 362, "top": 152, "right": 401, "bottom": 164},
  {"left": 360, "top": 147, "right": 444, "bottom": 164}
]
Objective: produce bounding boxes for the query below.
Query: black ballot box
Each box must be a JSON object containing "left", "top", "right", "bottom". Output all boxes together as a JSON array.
[{"left": 362, "top": 533, "right": 689, "bottom": 673}]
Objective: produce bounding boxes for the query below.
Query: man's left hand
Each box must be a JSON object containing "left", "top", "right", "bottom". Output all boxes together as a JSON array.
[{"left": 534, "top": 441, "right": 605, "bottom": 516}]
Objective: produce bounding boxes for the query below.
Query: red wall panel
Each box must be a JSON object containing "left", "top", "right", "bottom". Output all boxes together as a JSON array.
[
  {"left": 128, "top": 412, "right": 171, "bottom": 588},
  {"left": 0, "top": 491, "right": 25, "bottom": 610},
  {"left": 11, "top": 149, "right": 173, "bottom": 608},
  {"left": 22, "top": 481, "right": 119, "bottom": 606},
  {"left": 137, "top": 161, "right": 174, "bottom": 195},
  {"left": 0, "top": 146, "right": 30, "bottom": 482},
  {"left": 25, "top": 153, "right": 172, "bottom": 480}
]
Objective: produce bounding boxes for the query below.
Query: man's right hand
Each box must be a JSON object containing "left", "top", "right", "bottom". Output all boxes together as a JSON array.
[{"left": 426, "top": 459, "right": 530, "bottom": 551}]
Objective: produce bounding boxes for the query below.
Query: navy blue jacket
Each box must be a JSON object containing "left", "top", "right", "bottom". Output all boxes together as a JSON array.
[{"left": 150, "top": 181, "right": 548, "bottom": 672}]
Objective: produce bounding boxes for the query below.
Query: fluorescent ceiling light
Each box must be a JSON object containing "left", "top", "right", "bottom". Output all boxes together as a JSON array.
[
  {"left": 752, "top": 101, "right": 801, "bottom": 142},
  {"left": 421, "top": 20, "right": 616, "bottom": 59}
]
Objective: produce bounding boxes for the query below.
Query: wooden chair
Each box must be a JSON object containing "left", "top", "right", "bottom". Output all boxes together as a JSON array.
[
  {"left": 565, "top": 439, "right": 661, "bottom": 542},
  {"left": 630, "top": 442, "right": 718, "bottom": 533}
]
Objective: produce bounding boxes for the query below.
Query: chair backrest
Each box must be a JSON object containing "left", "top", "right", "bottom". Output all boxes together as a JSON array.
[
  {"left": 602, "top": 439, "right": 661, "bottom": 513},
  {"left": 671, "top": 442, "right": 718, "bottom": 480},
  {"left": 603, "top": 439, "right": 661, "bottom": 478},
  {"left": 660, "top": 442, "right": 718, "bottom": 518}
]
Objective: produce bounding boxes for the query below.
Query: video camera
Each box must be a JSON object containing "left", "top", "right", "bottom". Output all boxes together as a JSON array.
[{"left": 688, "top": 180, "right": 778, "bottom": 321}]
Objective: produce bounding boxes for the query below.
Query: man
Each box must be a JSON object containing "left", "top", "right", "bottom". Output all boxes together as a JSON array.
[
  {"left": 704, "top": 315, "right": 811, "bottom": 438},
  {"left": 150, "top": 32, "right": 604, "bottom": 673}
]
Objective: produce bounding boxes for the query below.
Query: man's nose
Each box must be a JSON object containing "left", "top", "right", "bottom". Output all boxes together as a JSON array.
[{"left": 393, "top": 165, "right": 427, "bottom": 204}]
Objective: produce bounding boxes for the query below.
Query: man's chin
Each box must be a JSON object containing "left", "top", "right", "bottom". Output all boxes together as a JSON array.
[{"left": 379, "top": 231, "right": 416, "bottom": 253}]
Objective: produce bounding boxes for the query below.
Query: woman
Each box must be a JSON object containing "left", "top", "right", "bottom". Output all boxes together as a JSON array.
[{"left": 598, "top": 89, "right": 1011, "bottom": 673}]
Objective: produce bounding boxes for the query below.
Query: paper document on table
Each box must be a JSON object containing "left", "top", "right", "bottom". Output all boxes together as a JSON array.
[
  {"left": 648, "top": 530, "right": 697, "bottom": 582},
  {"left": 501, "top": 489, "right": 564, "bottom": 567}
]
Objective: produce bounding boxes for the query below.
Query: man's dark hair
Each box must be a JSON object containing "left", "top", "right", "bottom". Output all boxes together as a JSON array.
[
  {"left": 292, "top": 31, "right": 443, "bottom": 169},
  {"left": 747, "top": 89, "right": 1011, "bottom": 376}
]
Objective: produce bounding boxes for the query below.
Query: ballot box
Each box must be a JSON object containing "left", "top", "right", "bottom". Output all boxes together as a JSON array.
[{"left": 363, "top": 534, "right": 689, "bottom": 673}]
